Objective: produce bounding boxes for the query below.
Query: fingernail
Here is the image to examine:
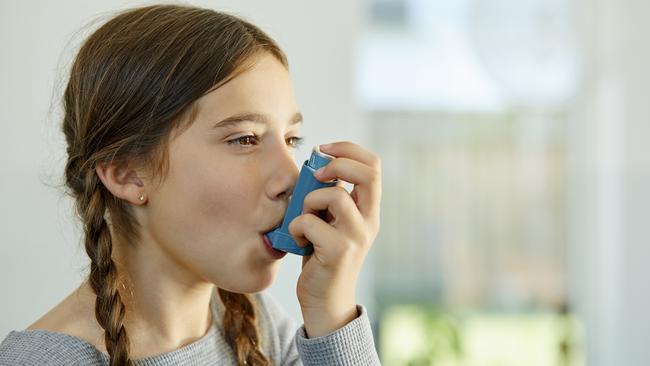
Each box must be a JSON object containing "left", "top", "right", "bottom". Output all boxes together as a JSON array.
[
  {"left": 320, "top": 143, "right": 332, "bottom": 150},
  {"left": 314, "top": 167, "right": 324, "bottom": 177}
]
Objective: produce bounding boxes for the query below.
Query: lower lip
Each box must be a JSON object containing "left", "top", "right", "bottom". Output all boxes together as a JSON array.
[{"left": 261, "top": 234, "right": 287, "bottom": 259}]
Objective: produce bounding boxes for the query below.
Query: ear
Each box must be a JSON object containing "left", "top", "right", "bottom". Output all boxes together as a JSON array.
[{"left": 95, "top": 163, "right": 148, "bottom": 205}]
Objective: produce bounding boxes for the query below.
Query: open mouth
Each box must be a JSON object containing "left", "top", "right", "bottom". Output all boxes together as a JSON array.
[{"left": 261, "top": 233, "right": 286, "bottom": 259}]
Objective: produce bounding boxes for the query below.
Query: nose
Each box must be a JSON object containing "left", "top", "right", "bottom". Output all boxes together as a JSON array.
[{"left": 266, "top": 143, "right": 300, "bottom": 201}]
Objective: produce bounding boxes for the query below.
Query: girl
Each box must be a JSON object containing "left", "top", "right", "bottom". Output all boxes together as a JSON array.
[{"left": 0, "top": 4, "right": 382, "bottom": 366}]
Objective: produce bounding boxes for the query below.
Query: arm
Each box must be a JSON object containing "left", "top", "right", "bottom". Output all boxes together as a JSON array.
[{"left": 255, "top": 292, "right": 381, "bottom": 366}]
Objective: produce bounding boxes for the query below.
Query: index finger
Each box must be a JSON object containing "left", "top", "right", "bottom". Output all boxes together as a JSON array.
[
  {"left": 317, "top": 141, "right": 382, "bottom": 221},
  {"left": 319, "top": 141, "right": 381, "bottom": 171}
]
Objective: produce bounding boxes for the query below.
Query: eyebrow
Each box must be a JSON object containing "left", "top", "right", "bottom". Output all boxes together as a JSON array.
[{"left": 212, "top": 112, "right": 303, "bottom": 129}]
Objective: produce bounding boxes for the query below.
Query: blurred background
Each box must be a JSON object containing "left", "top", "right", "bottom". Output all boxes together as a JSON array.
[{"left": 1, "top": 0, "right": 649, "bottom": 365}]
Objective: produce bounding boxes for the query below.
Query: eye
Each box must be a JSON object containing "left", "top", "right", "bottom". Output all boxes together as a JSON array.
[
  {"left": 287, "top": 136, "right": 306, "bottom": 149},
  {"left": 226, "top": 135, "right": 306, "bottom": 149},
  {"left": 226, "top": 135, "right": 260, "bottom": 148}
]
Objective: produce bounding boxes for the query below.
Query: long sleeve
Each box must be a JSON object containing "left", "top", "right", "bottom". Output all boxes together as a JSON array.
[
  {"left": 2, "top": 290, "right": 381, "bottom": 365},
  {"left": 254, "top": 292, "right": 381, "bottom": 365}
]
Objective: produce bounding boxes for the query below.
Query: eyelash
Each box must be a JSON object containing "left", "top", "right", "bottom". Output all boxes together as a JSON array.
[{"left": 226, "top": 134, "right": 306, "bottom": 149}]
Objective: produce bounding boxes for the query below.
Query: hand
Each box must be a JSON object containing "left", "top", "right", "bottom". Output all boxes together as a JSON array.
[{"left": 288, "top": 141, "right": 382, "bottom": 338}]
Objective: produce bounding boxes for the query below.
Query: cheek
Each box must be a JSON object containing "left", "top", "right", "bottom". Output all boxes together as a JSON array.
[
  {"left": 148, "top": 156, "right": 262, "bottom": 268},
  {"left": 169, "top": 172, "right": 269, "bottom": 289},
  {"left": 163, "top": 164, "right": 256, "bottom": 240},
  {"left": 148, "top": 131, "right": 270, "bottom": 272},
  {"left": 147, "top": 163, "right": 280, "bottom": 292},
  {"left": 195, "top": 164, "right": 258, "bottom": 222}
]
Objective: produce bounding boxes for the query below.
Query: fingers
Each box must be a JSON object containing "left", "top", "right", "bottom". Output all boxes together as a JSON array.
[
  {"left": 288, "top": 213, "right": 353, "bottom": 266},
  {"left": 317, "top": 158, "right": 371, "bottom": 187},
  {"left": 320, "top": 141, "right": 381, "bottom": 171},
  {"left": 301, "top": 186, "right": 365, "bottom": 233},
  {"left": 287, "top": 141, "right": 382, "bottom": 266},
  {"left": 316, "top": 142, "right": 382, "bottom": 220}
]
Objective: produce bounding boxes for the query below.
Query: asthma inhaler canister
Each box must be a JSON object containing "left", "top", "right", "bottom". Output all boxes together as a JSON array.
[{"left": 266, "top": 146, "right": 338, "bottom": 256}]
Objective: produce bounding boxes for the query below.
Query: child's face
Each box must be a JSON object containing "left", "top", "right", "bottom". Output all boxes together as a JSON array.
[{"left": 143, "top": 53, "right": 303, "bottom": 293}]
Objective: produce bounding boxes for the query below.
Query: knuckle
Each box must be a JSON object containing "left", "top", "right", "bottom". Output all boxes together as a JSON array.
[
  {"left": 358, "top": 237, "right": 373, "bottom": 251},
  {"left": 370, "top": 155, "right": 381, "bottom": 170},
  {"left": 359, "top": 218, "right": 380, "bottom": 248},
  {"left": 332, "top": 186, "right": 352, "bottom": 207},
  {"left": 370, "top": 154, "right": 381, "bottom": 171},
  {"left": 368, "top": 168, "right": 381, "bottom": 185},
  {"left": 333, "top": 185, "right": 348, "bottom": 197}
]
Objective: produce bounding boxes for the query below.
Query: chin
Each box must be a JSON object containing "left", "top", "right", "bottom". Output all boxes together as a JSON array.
[
  {"left": 218, "top": 268, "right": 278, "bottom": 294},
  {"left": 221, "top": 281, "right": 273, "bottom": 295},
  {"left": 246, "top": 270, "right": 277, "bottom": 294}
]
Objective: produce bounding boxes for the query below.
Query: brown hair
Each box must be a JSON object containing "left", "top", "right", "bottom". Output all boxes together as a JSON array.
[{"left": 61, "top": 4, "right": 287, "bottom": 365}]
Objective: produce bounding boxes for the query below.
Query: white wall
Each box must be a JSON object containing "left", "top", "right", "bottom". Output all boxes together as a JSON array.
[
  {"left": 0, "top": 0, "right": 369, "bottom": 337},
  {"left": 570, "top": 0, "right": 650, "bottom": 364}
]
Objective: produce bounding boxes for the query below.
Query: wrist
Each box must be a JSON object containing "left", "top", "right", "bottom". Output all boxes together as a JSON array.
[{"left": 301, "top": 302, "right": 358, "bottom": 338}]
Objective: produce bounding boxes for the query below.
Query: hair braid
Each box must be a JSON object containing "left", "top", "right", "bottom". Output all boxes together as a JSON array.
[
  {"left": 79, "top": 169, "right": 132, "bottom": 366},
  {"left": 218, "top": 288, "right": 270, "bottom": 366},
  {"left": 61, "top": 4, "right": 290, "bottom": 365}
]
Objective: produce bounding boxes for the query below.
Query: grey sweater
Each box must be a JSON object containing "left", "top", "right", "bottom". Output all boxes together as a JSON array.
[{"left": 0, "top": 289, "right": 381, "bottom": 365}]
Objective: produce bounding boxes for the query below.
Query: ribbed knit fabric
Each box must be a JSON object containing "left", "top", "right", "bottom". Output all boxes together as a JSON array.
[{"left": 0, "top": 288, "right": 381, "bottom": 365}]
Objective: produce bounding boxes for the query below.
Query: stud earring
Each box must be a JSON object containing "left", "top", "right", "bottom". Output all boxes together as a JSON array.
[{"left": 139, "top": 194, "right": 145, "bottom": 202}]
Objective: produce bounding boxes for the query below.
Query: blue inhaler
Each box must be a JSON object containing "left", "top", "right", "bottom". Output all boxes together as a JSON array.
[{"left": 265, "top": 145, "right": 338, "bottom": 256}]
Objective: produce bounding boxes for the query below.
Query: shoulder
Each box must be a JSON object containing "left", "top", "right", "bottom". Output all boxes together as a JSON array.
[
  {"left": 0, "top": 329, "right": 106, "bottom": 365},
  {"left": 24, "top": 291, "right": 105, "bottom": 351},
  {"left": 2, "top": 282, "right": 108, "bottom": 365}
]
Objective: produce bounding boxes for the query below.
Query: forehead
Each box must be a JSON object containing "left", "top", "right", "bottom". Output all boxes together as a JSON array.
[{"left": 194, "top": 54, "right": 296, "bottom": 125}]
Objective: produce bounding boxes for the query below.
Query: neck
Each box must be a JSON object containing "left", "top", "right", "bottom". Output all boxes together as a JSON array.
[{"left": 84, "top": 231, "right": 216, "bottom": 358}]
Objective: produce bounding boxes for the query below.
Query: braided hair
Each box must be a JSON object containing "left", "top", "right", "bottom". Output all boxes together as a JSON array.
[{"left": 62, "top": 4, "right": 287, "bottom": 365}]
